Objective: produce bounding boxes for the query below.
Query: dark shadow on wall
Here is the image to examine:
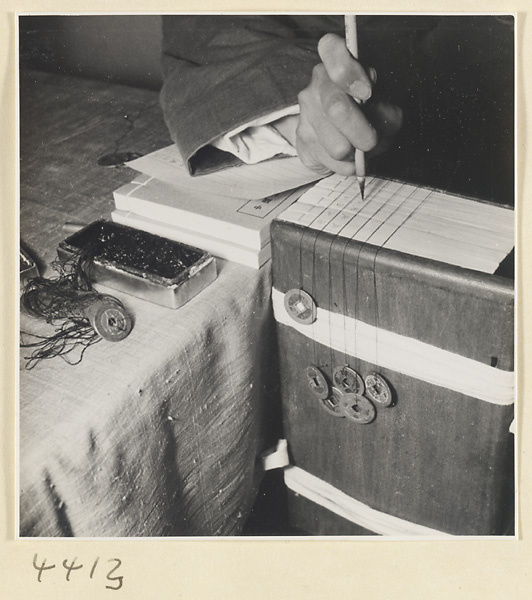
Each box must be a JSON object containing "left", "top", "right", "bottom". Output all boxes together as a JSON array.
[{"left": 19, "top": 15, "right": 163, "bottom": 91}]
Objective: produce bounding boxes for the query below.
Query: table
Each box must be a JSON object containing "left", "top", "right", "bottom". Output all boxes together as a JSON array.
[{"left": 19, "top": 70, "right": 280, "bottom": 537}]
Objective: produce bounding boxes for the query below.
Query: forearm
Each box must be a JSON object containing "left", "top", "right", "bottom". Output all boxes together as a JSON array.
[{"left": 160, "top": 15, "right": 341, "bottom": 174}]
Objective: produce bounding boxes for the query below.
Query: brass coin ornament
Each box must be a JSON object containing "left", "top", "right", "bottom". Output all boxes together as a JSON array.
[
  {"left": 319, "top": 387, "right": 345, "bottom": 418},
  {"left": 284, "top": 289, "right": 317, "bottom": 324},
  {"left": 84, "top": 296, "right": 133, "bottom": 342},
  {"left": 305, "top": 365, "right": 330, "bottom": 400},
  {"left": 333, "top": 365, "right": 365, "bottom": 395},
  {"left": 365, "top": 372, "right": 393, "bottom": 407},
  {"left": 20, "top": 246, "right": 133, "bottom": 369},
  {"left": 340, "top": 393, "right": 376, "bottom": 424}
]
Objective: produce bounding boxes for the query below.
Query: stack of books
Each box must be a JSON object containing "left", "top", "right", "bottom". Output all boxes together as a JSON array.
[
  {"left": 111, "top": 145, "right": 514, "bottom": 274},
  {"left": 111, "top": 145, "right": 321, "bottom": 269}
]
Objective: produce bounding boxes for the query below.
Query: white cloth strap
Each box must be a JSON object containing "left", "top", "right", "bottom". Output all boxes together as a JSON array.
[
  {"left": 272, "top": 287, "right": 514, "bottom": 406},
  {"left": 284, "top": 465, "right": 454, "bottom": 537},
  {"left": 260, "top": 440, "right": 454, "bottom": 536}
]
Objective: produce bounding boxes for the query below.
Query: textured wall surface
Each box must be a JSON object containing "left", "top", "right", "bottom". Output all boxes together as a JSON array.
[{"left": 19, "top": 15, "right": 163, "bottom": 90}]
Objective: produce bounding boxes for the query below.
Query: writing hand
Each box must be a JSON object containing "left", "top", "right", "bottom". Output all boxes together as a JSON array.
[{"left": 274, "top": 33, "right": 402, "bottom": 176}]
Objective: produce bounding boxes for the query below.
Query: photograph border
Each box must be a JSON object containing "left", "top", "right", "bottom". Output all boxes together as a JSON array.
[{"left": 2, "top": 1, "right": 530, "bottom": 598}]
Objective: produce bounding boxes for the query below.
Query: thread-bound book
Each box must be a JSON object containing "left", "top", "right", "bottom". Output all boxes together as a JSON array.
[
  {"left": 271, "top": 173, "right": 514, "bottom": 537},
  {"left": 277, "top": 174, "right": 514, "bottom": 275},
  {"left": 112, "top": 173, "right": 309, "bottom": 268},
  {"left": 111, "top": 209, "right": 273, "bottom": 270}
]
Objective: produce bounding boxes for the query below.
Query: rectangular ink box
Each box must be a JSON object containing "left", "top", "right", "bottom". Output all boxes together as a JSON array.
[{"left": 57, "top": 220, "right": 217, "bottom": 309}]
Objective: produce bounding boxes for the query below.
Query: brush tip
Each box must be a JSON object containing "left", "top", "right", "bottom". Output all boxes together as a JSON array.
[{"left": 357, "top": 177, "right": 366, "bottom": 201}]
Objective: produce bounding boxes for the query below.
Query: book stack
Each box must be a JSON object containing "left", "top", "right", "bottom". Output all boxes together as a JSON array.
[
  {"left": 111, "top": 146, "right": 514, "bottom": 274},
  {"left": 111, "top": 145, "right": 321, "bottom": 269}
]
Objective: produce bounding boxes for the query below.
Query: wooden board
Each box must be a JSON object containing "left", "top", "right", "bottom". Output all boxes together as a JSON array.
[{"left": 271, "top": 218, "right": 515, "bottom": 536}]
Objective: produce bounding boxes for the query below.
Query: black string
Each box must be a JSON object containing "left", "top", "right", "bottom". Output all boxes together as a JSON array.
[
  {"left": 297, "top": 184, "right": 338, "bottom": 369},
  {"left": 324, "top": 177, "right": 372, "bottom": 378},
  {"left": 20, "top": 243, "right": 110, "bottom": 369},
  {"left": 21, "top": 322, "right": 101, "bottom": 370},
  {"left": 323, "top": 181, "right": 347, "bottom": 379},
  {"left": 298, "top": 176, "right": 391, "bottom": 386},
  {"left": 337, "top": 178, "right": 396, "bottom": 374},
  {"left": 292, "top": 162, "right": 462, "bottom": 403},
  {"left": 367, "top": 163, "right": 463, "bottom": 373}
]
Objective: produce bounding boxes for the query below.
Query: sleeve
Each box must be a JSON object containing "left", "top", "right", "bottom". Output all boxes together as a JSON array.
[
  {"left": 159, "top": 15, "right": 342, "bottom": 175},
  {"left": 210, "top": 105, "right": 299, "bottom": 164}
]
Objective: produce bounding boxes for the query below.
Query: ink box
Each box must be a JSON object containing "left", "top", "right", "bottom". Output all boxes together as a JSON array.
[
  {"left": 20, "top": 246, "right": 39, "bottom": 281},
  {"left": 57, "top": 220, "right": 217, "bottom": 309}
]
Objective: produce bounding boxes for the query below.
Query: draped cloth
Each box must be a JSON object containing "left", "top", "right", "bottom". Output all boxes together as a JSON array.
[
  {"left": 18, "top": 69, "right": 280, "bottom": 537},
  {"left": 20, "top": 260, "right": 278, "bottom": 537}
]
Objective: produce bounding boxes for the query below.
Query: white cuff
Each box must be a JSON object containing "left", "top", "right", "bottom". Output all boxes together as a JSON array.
[{"left": 211, "top": 105, "right": 299, "bottom": 164}]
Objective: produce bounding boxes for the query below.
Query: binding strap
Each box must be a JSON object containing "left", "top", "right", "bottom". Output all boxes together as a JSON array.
[{"left": 272, "top": 287, "right": 514, "bottom": 406}]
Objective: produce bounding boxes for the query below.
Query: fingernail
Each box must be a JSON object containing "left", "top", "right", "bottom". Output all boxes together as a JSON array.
[
  {"left": 348, "top": 80, "right": 372, "bottom": 102},
  {"left": 368, "top": 67, "right": 377, "bottom": 84}
]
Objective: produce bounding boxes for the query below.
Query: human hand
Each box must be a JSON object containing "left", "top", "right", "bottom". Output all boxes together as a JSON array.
[{"left": 275, "top": 33, "right": 402, "bottom": 176}]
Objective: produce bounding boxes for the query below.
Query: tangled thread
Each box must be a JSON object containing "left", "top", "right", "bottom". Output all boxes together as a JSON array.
[{"left": 21, "top": 246, "right": 108, "bottom": 369}]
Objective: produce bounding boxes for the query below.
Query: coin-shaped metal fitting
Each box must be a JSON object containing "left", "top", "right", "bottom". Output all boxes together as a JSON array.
[
  {"left": 364, "top": 373, "right": 393, "bottom": 407},
  {"left": 333, "top": 365, "right": 365, "bottom": 395},
  {"left": 340, "top": 393, "right": 376, "bottom": 424},
  {"left": 319, "top": 387, "right": 345, "bottom": 418},
  {"left": 284, "top": 288, "right": 317, "bottom": 325},
  {"left": 305, "top": 365, "right": 329, "bottom": 400},
  {"left": 97, "top": 151, "right": 143, "bottom": 167},
  {"left": 86, "top": 297, "right": 133, "bottom": 342}
]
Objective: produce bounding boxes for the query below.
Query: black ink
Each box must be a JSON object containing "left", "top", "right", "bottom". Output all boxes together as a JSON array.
[
  {"left": 33, "top": 554, "right": 56, "bottom": 582},
  {"left": 62, "top": 557, "right": 83, "bottom": 581},
  {"left": 31, "top": 554, "right": 123, "bottom": 590},
  {"left": 106, "top": 558, "right": 123, "bottom": 591},
  {"left": 60, "top": 220, "right": 206, "bottom": 281},
  {"left": 89, "top": 556, "right": 100, "bottom": 579}
]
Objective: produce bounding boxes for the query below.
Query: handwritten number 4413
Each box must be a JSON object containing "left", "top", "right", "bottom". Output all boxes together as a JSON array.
[{"left": 33, "top": 554, "right": 123, "bottom": 591}]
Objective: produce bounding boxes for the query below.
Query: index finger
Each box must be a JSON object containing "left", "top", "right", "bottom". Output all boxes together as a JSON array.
[
  {"left": 318, "top": 33, "right": 373, "bottom": 102},
  {"left": 316, "top": 66, "right": 378, "bottom": 152}
]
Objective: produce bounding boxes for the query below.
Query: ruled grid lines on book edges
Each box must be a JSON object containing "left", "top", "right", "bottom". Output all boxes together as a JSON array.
[{"left": 277, "top": 175, "right": 514, "bottom": 275}]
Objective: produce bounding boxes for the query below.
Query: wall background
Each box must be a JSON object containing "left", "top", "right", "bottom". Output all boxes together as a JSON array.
[{"left": 19, "top": 15, "right": 163, "bottom": 90}]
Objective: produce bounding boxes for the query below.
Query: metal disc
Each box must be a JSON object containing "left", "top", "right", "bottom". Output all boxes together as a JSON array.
[
  {"left": 305, "top": 365, "right": 329, "bottom": 400},
  {"left": 97, "top": 151, "right": 143, "bottom": 167},
  {"left": 333, "top": 365, "right": 364, "bottom": 395},
  {"left": 340, "top": 393, "right": 376, "bottom": 424},
  {"left": 86, "top": 297, "right": 133, "bottom": 342},
  {"left": 284, "top": 288, "right": 317, "bottom": 325},
  {"left": 365, "top": 372, "right": 393, "bottom": 407},
  {"left": 319, "top": 387, "right": 345, "bottom": 418}
]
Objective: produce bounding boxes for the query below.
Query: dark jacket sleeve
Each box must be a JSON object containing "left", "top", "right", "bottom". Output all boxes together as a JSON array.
[
  {"left": 159, "top": 15, "right": 514, "bottom": 206},
  {"left": 159, "top": 15, "right": 342, "bottom": 174}
]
